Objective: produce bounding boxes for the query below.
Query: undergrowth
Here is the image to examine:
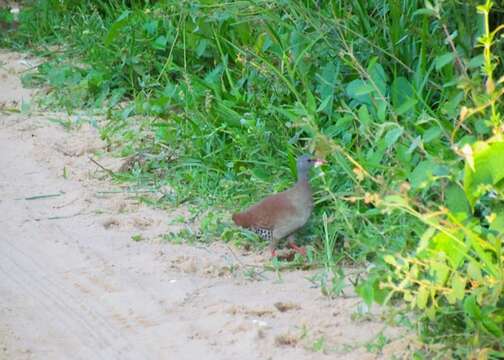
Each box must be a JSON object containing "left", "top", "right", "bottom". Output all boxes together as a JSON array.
[{"left": 1, "top": 0, "right": 503, "bottom": 357}]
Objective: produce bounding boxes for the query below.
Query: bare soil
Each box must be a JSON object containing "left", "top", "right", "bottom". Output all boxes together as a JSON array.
[{"left": 0, "top": 50, "right": 413, "bottom": 360}]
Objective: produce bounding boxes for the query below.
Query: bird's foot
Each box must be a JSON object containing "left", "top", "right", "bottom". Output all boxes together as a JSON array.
[
  {"left": 288, "top": 243, "right": 307, "bottom": 257},
  {"left": 271, "top": 249, "right": 277, "bottom": 258}
]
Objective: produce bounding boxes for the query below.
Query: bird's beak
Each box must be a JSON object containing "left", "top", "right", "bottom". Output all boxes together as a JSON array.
[{"left": 313, "top": 158, "right": 326, "bottom": 168}]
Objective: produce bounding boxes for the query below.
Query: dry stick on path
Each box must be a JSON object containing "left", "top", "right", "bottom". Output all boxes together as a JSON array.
[{"left": 89, "top": 157, "right": 114, "bottom": 176}]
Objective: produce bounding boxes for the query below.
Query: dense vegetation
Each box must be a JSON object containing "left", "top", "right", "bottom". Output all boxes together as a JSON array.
[{"left": 1, "top": 0, "right": 503, "bottom": 357}]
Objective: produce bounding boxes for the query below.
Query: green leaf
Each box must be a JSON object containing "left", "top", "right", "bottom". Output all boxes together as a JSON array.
[
  {"left": 409, "top": 160, "right": 436, "bottom": 189},
  {"left": 441, "top": 91, "right": 464, "bottom": 117},
  {"left": 358, "top": 105, "right": 371, "bottom": 126},
  {"left": 464, "top": 140, "right": 504, "bottom": 207},
  {"left": 317, "top": 95, "right": 333, "bottom": 113},
  {"left": 396, "top": 98, "right": 417, "bottom": 116},
  {"left": 383, "top": 255, "right": 397, "bottom": 266},
  {"left": 467, "top": 261, "right": 482, "bottom": 281},
  {"left": 384, "top": 127, "right": 404, "bottom": 148},
  {"left": 490, "top": 209, "right": 504, "bottom": 233},
  {"left": 346, "top": 80, "right": 374, "bottom": 105},
  {"left": 391, "top": 77, "right": 415, "bottom": 116},
  {"left": 316, "top": 61, "right": 339, "bottom": 116},
  {"left": 418, "top": 227, "right": 436, "bottom": 253},
  {"left": 104, "top": 10, "right": 130, "bottom": 46},
  {"left": 413, "top": 8, "right": 438, "bottom": 17},
  {"left": 431, "top": 259, "right": 450, "bottom": 285},
  {"left": 356, "top": 280, "right": 374, "bottom": 306},
  {"left": 423, "top": 126, "right": 442, "bottom": 143},
  {"left": 431, "top": 231, "right": 465, "bottom": 268},
  {"left": 368, "top": 61, "right": 388, "bottom": 96},
  {"left": 306, "top": 88, "right": 316, "bottom": 115},
  {"left": 416, "top": 286, "right": 429, "bottom": 309},
  {"left": 348, "top": 80, "right": 375, "bottom": 96},
  {"left": 463, "top": 295, "right": 481, "bottom": 320},
  {"left": 451, "top": 274, "right": 466, "bottom": 301},
  {"left": 383, "top": 195, "right": 408, "bottom": 207},
  {"left": 446, "top": 184, "right": 470, "bottom": 219},
  {"left": 377, "top": 100, "right": 387, "bottom": 122},
  {"left": 434, "top": 52, "right": 455, "bottom": 71},
  {"left": 468, "top": 54, "right": 485, "bottom": 69},
  {"left": 482, "top": 317, "right": 504, "bottom": 337},
  {"left": 143, "top": 20, "right": 158, "bottom": 35},
  {"left": 195, "top": 39, "right": 209, "bottom": 57},
  {"left": 153, "top": 35, "right": 168, "bottom": 50}
]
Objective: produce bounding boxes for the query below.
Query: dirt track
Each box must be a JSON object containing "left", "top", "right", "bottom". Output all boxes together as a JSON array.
[{"left": 0, "top": 50, "right": 409, "bottom": 360}]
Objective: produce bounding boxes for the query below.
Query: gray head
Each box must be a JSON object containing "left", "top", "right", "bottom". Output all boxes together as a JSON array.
[{"left": 296, "top": 155, "right": 316, "bottom": 181}]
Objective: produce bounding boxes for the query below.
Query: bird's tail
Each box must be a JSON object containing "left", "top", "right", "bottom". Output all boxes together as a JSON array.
[{"left": 232, "top": 212, "right": 248, "bottom": 227}]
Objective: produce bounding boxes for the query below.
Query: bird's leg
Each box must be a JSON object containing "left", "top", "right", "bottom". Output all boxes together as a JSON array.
[
  {"left": 287, "top": 234, "right": 306, "bottom": 257},
  {"left": 269, "top": 238, "right": 279, "bottom": 258}
]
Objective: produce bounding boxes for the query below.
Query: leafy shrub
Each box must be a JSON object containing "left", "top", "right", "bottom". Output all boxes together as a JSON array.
[{"left": 376, "top": 2, "right": 504, "bottom": 356}]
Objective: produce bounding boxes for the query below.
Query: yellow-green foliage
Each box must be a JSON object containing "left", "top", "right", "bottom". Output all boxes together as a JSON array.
[{"left": 2, "top": 0, "right": 503, "bottom": 357}]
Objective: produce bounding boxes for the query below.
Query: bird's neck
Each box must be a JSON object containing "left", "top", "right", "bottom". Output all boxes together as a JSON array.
[
  {"left": 297, "top": 170, "right": 309, "bottom": 183},
  {"left": 296, "top": 173, "right": 309, "bottom": 185}
]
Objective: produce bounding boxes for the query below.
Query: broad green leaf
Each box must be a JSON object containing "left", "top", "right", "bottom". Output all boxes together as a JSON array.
[
  {"left": 464, "top": 140, "right": 504, "bottom": 207},
  {"left": 463, "top": 295, "right": 481, "bottom": 320},
  {"left": 404, "top": 290, "right": 414, "bottom": 302},
  {"left": 451, "top": 274, "right": 466, "bottom": 301},
  {"left": 431, "top": 231, "right": 466, "bottom": 268},
  {"left": 316, "top": 61, "right": 339, "bottom": 116},
  {"left": 203, "top": 65, "right": 224, "bottom": 91},
  {"left": 423, "top": 126, "right": 442, "bottom": 143},
  {"left": 446, "top": 289, "right": 457, "bottom": 304},
  {"left": 416, "top": 286, "right": 429, "bottom": 309},
  {"left": 306, "top": 88, "right": 316, "bottom": 115},
  {"left": 418, "top": 227, "right": 436, "bottom": 253},
  {"left": 441, "top": 91, "right": 464, "bottom": 117},
  {"left": 446, "top": 184, "right": 470, "bottom": 219},
  {"left": 153, "top": 35, "right": 168, "bottom": 50},
  {"left": 482, "top": 317, "right": 504, "bottom": 337},
  {"left": 431, "top": 260, "right": 450, "bottom": 285},
  {"left": 368, "top": 61, "right": 388, "bottom": 96},
  {"left": 384, "top": 127, "right": 404, "bottom": 148},
  {"left": 358, "top": 105, "right": 371, "bottom": 126},
  {"left": 346, "top": 80, "right": 374, "bottom": 105},
  {"left": 434, "top": 52, "right": 455, "bottom": 71},
  {"left": 490, "top": 209, "right": 504, "bottom": 233},
  {"left": 396, "top": 98, "right": 417, "bottom": 116},
  {"left": 356, "top": 280, "right": 374, "bottom": 306},
  {"left": 348, "top": 80, "right": 375, "bottom": 96},
  {"left": 413, "top": 8, "right": 438, "bottom": 17},
  {"left": 467, "top": 261, "right": 482, "bottom": 281},
  {"left": 317, "top": 95, "right": 332, "bottom": 113},
  {"left": 383, "top": 254, "right": 397, "bottom": 266},
  {"left": 105, "top": 10, "right": 130, "bottom": 46},
  {"left": 391, "top": 77, "right": 416, "bottom": 117},
  {"left": 143, "top": 20, "right": 158, "bottom": 35},
  {"left": 383, "top": 195, "right": 408, "bottom": 207},
  {"left": 195, "top": 39, "right": 209, "bottom": 57},
  {"left": 377, "top": 100, "right": 387, "bottom": 122},
  {"left": 468, "top": 54, "right": 485, "bottom": 69},
  {"left": 409, "top": 160, "right": 436, "bottom": 189}
]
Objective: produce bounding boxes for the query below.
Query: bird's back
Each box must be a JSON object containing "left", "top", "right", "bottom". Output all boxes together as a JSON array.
[{"left": 232, "top": 180, "right": 313, "bottom": 239}]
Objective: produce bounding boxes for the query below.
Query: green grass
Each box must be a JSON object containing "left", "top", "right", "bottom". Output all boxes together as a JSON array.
[{"left": 2, "top": 0, "right": 503, "bottom": 357}]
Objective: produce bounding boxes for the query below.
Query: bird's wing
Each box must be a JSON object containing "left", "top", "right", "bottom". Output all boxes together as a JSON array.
[{"left": 241, "top": 192, "right": 297, "bottom": 229}]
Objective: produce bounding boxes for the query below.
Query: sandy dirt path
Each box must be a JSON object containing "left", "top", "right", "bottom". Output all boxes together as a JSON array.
[{"left": 0, "top": 50, "right": 410, "bottom": 360}]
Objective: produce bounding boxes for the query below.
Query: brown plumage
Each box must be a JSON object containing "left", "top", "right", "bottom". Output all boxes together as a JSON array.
[{"left": 232, "top": 155, "right": 324, "bottom": 255}]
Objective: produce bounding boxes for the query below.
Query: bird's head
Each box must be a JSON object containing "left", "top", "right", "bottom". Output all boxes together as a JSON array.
[{"left": 297, "top": 154, "right": 326, "bottom": 178}]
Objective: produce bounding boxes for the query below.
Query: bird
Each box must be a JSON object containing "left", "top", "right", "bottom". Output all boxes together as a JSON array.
[{"left": 232, "top": 155, "right": 325, "bottom": 257}]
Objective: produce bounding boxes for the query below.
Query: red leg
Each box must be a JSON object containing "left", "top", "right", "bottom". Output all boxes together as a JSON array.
[
  {"left": 271, "top": 249, "right": 277, "bottom": 258},
  {"left": 288, "top": 242, "right": 307, "bottom": 257}
]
